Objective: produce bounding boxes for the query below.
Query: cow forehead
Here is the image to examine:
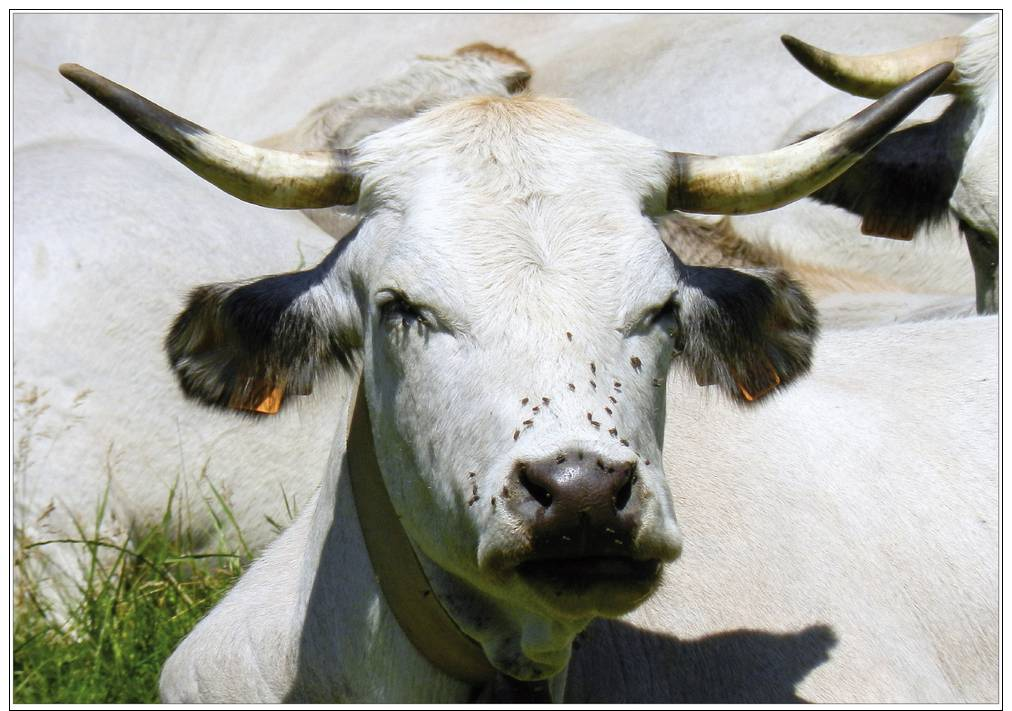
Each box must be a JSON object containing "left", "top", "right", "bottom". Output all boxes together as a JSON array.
[
  {"left": 355, "top": 95, "right": 672, "bottom": 213},
  {"left": 352, "top": 95, "right": 678, "bottom": 326}
]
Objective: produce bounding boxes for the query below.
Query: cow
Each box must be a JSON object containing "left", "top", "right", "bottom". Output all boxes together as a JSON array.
[
  {"left": 55, "top": 23, "right": 956, "bottom": 697},
  {"left": 779, "top": 14, "right": 999, "bottom": 313},
  {"left": 13, "top": 12, "right": 985, "bottom": 627}
]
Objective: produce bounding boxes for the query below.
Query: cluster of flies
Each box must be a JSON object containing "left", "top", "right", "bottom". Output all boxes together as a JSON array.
[{"left": 465, "top": 330, "right": 667, "bottom": 510}]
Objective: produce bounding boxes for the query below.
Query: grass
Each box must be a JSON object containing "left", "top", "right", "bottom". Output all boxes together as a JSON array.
[{"left": 12, "top": 481, "right": 256, "bottom": 703}]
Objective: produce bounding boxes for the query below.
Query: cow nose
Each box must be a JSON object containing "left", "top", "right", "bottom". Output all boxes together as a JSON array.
[{"left": 510, "top": 452, "right": 642, "bottom": 557}]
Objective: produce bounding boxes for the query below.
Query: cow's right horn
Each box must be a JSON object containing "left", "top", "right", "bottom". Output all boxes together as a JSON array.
[
  {"left": 780, "top": 33, "right": 962, "bottom": 99},
  {"left": 665, "top": 62, "right": 952, "bottom": 215},
  {"left": 59, "top": 64, "right": 360, "bottom": 208}
]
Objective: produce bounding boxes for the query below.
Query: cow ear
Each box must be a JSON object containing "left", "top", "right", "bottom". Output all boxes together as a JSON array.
[
  {"left": 673, "top": 260, "right": 819, "bottom": 404},
  {"left": 165, "top": 240, "right": 361, "bottom": 415}
]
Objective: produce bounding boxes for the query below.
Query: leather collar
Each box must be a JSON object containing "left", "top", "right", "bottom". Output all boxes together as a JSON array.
[{"left": 346, "top": 379, "right": 498, "bottom": 686}]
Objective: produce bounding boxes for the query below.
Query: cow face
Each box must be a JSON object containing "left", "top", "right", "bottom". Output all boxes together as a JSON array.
[{"left": 165, "top": 97, "right": 818, "bottom": 666}]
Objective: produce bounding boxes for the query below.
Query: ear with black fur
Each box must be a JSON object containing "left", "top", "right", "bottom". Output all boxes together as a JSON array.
[
  {"left": 672, "top": 255, "right": 819, "bottom": 404},
  {"left": 165, "top": 241, "right": 360, "bottom": 414}
]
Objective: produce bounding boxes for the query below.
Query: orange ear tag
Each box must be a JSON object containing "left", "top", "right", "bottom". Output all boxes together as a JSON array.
[
  {"left": 229, "top": 381, "right": 286, "bottom": 415},
  {"left": 253, "top": 386, "right": 285, "bottom": 414}
]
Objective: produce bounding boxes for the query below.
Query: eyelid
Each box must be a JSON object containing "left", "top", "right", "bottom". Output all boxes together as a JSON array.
[
  {"left": 375, "top": 287, "right": 463, "bottom": 334},
  {"left": 375, "top": 287, "right": 411, "bottom": 307}
]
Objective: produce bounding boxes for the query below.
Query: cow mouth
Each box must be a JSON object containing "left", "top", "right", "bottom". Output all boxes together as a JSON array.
[{"left": 516, "top": 555, "right": 661, "bottom": 592}]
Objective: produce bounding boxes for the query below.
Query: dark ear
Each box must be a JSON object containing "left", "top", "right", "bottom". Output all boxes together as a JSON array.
[
  {"left": 802, "top": 99, "right": 972, "bottom": 240},
  {"left": 673, "top": 256, "right": 819, "bottom": 404},
  {"left": 165, "top": 240, "right": 360, "bottom": 414}
]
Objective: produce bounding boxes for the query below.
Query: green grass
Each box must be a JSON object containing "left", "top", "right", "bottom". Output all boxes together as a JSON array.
[{"left": 12, "top": 483, "right": 253, "bottom": 703}]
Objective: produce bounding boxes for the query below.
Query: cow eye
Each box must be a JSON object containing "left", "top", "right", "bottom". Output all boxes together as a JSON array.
[
  {"left": 644, "top": 296, "right": 686, "bottom": 355},
  {"left": 378, "top": 291, "right": 428, "bottom": 330}
]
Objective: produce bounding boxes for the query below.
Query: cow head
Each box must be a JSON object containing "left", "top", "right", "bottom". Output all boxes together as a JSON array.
[{"left": 61, "top": 57, "right": 948, "bottom": 680}]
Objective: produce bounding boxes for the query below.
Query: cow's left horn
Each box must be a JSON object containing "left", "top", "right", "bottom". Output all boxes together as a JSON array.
[
  {"left": 780, "top": 33, "right": 962, "bottom": 99},
  {"left": 59, "top": 64, "right": 360, "bottom": 208},
  {"left": 666, "top": 62, "right": 952, "bottom": 215}
]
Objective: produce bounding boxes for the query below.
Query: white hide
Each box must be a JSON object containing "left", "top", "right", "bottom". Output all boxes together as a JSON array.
[
  {"left": 161, "top": 92, "right": 697, "bottom": 699},
  {"left": 161, "top": 314, "right": 998, "bottom": 703}
]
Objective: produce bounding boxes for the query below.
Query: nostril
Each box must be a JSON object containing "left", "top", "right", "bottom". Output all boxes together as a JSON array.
[
  {"left": 519, "top": 466, "right": 553, "bottom": 508},
  {"left": 613, "top": 468, "right": 636, "bottom": 511}
]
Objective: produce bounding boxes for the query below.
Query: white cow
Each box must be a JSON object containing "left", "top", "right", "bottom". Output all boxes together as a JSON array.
[
  {"left": 779, "top": 14, "right": 998, "bottom": 313},
  {"left": 54, "top": 21, "right": 965, "bottom": 699},
  {"left": 12, "top": 13, "right": 987, "bottom": 626}
]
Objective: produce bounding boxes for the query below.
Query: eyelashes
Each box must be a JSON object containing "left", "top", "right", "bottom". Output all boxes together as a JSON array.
[{"left": 378, "top": 291, "right": 429, "bottom": 330}]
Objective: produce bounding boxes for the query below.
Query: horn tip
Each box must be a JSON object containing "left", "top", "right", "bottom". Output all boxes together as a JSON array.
[
  {"left": 780, "top": 34, "right": 816, "bottom": 63},
  {"left": 919, "top": 61, "right": 956, "bottom": 89},
  {"left": 59, "top": 63, "right": 88, "bottom": 82}
]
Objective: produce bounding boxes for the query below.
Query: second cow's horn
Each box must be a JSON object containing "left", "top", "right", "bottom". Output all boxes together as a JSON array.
[
  {"left": 665, "top": 62, "right": 953, "bottom": 215},
  {"left": 780, "top": 33, "right": 962, "bottom": 99}
]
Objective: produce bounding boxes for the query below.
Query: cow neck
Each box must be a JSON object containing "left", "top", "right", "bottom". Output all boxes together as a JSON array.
[{"left": 345, "top": 379, "right": 497, "bottom": 687}]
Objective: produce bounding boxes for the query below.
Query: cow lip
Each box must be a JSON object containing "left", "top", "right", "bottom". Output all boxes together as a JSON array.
[{"left": 515, "top": 555, "right": 661, "bottom": 588}]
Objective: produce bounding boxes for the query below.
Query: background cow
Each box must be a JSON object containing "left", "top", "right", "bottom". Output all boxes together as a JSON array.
[{"left": 779, "top": 15, "right": 998, "bottom": 313}]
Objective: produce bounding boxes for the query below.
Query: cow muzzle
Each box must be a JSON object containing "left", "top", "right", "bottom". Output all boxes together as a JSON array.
[{"left": 499, "top": 449, "right": 675, "bottom": 613}]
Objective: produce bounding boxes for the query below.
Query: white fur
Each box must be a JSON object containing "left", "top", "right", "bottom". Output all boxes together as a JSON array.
[
  {"left": 950, "top": 15, "right": 998, "bottom": 236},
  {"left": 162, "top": 94, "right": 690, "bottom": 700}
]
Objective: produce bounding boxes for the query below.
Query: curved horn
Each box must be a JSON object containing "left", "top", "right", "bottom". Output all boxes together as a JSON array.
[
  {"left": 59, "top": 64, "right": 360, "bottom": 208},
  {"left": 666, "top": 63, "right": 953, "bottom": 215},
  {"left": 780, "top": 33, "right": 962, "bottom": 99}
]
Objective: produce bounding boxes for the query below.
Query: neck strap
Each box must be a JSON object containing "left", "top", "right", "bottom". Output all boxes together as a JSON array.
[{"left": 346, "top": 380, "right": 497, "bottom": 686}]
